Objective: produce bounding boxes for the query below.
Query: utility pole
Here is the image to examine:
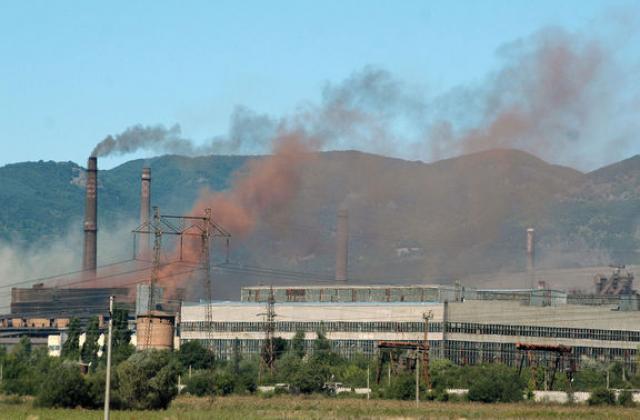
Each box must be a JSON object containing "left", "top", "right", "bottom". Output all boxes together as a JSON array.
[
  {"left": 145, "top": 207, "right": 162, "bottom": 349},
  {"left": 367, "top": 365, "right": 370, "bottom": 400},
  {"left": 201, "top": 209, "right": 213, "bottom": 349},
  {"left": 266, "top": 286, "right": 276, "bottom": 374},
  {"left": 422, "top": 311, "right": 433, "bottom": 390},
  {"left": 258, "top": 286, "right": 277, "bottom": 379},
  {"left": 103, "top": 295, "right": 114, "bottom": 420},
  {"left": 415, "top": 348, "right": 420, "bottom": 407}
]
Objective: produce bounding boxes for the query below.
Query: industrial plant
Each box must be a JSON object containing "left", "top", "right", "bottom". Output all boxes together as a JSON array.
[{"left": 1, "top": 154, "right": 639, "bottom": 381}]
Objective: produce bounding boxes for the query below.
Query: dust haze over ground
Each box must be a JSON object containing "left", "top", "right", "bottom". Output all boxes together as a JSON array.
[{"left": 0, "top": 218, "right": 140, "bottom": 307}]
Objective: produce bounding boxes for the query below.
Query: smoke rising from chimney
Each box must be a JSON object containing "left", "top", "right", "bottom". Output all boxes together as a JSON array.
[
  {"left": 86, "top": 14, "right": 638, "bottom": 295},
  {"left": 92, "top": 124, "right": 198, "bottom": 158}
]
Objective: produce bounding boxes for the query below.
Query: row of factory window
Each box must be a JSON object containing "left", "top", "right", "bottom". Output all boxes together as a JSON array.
[
  {"left": 184, "top": 338, "right": 639, "bottom": 374},
  {"left": 446, "top": 322, "right": 640, "bottom": 342},
  {"left": 182, "top": 320, "right": 639, "bottom": 342},
  {"left": 182, "top": 321, "right": 442, "bottom": 333}
]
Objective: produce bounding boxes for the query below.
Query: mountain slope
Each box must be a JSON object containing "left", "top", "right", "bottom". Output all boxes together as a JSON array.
[{"left": 1, "top": 149, "right": 638, "bottom": 298}]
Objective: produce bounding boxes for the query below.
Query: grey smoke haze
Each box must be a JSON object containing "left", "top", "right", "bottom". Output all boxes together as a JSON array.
[
  {"left": 92, "top": 124, "right": 200, "bottom": 157},
  {"left": 92, "top": 108, "right": 278, "bottom": 158},
  {"left": 92, "top": 18, "right": 638, "bottom": 170}
]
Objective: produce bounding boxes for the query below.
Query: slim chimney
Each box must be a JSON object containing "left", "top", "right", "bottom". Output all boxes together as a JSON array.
[
  {"left": 526, "top": 227, "right": 535, "bottom": 289},
  {"left": 335, "top": 208, "right": 349, "bottom": 282},
  {"left": 138, "top": 167, "right": 151, "bottom": 259},
  {"left": 82, "top": 156, "right": 98, "bottom": 273}
]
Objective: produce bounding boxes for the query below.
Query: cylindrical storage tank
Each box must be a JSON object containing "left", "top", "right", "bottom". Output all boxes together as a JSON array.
[{"left": 136, "top": 311, "right": 175, "bottom": 351}]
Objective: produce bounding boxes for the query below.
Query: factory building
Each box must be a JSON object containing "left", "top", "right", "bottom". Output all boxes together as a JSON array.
[
  {"left": 241, "top": 285, "right": 573, "bottom": 307},
  {"left": 181, "top": 297, "right": 640, "bottom": 374}
]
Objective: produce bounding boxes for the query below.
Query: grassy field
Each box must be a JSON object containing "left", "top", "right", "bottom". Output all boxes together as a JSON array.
[{"left": 1, "top": 395, "right": 639, "bottom": 419}]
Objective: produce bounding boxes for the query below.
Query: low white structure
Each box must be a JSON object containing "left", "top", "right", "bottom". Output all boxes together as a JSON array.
[{"left": 180, "top": 299, "right": 640, "bottom": 372}]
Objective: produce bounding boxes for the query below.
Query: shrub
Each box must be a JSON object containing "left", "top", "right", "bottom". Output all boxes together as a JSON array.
[
  {"left": 114, "top": 350, "right": 179, "bottom": 410},
  {"left": 384, "top": 374, "right": 422, "bottom": 401},
  {"left": 35, "top": 364, "right": 89, "bottom": 408},
  {"left": 290, "top": 361, "right": 327, "bottom": 394},
  {"left": 588, "top": 387, "right": 616, "bottom": 406},
  {"left": 235, "top": 360, "right": 258, "bottom": 394},
  {"left": 468, "top": 364, "right": 525, "bottom": 403},
  {"left": 214, "top": 370, "right": 236, "bottom": 396},
  {"left": 177, "top": 341, "right": 215, "bottom": 371},
  {"left": 618, "top": 389, "right": 635, "bottom": 407},
  {"left": 185, "top": 371, "right": 216, "bottom": 396},
  {"left": 85, "top": 369, "right": 112, "bottom": 409}
]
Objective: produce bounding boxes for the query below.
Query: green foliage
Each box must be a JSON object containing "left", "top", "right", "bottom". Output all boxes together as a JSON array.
[
  {"left": 261, "top": 337, "right": 288, "bottom": 367},
  {"left": 314, "top": 330, "right": 331, "bottom": 354},
  {"left": 1, "top": 341, "right": 56, "bottom": 396},
  {"left": 275, "top": 352, "right": 304, "bottom": 383},
  {"left": 114, "top": 350, "right": 179, "bottom": 410},
  {"left": 61, "top": 318, "right": 81, "bottom": 361},
  {"left": 291, "top": 330, "right": 306, "bottom": 359},
  {"left": 289, "top": 360, "right": 328, "bottom": 394},
  {"left": 81, "top": 316, "right": 100, "bottom": 369},
  {"left": 111, "top": 308, "right": 134, "bottom": 365},
  {"left": 185, "top": 362, "right": 257, "bottom": 397},
  {"left": 184, "top": 371, "right": 216, "bottom": 396},
  {"left": 232, "top": 338, "right": 241, "bottom": 374},
  {"left": 35, "top": 363, "right": 89, "bottom": 408},
  {"left": 235, "top": 359, "right": 258, "bottom": 394},
  {"left": 618, "top": 390, "right": 635, "bottom": 407},
  {"left": 14, "top": 336, "right": 32, "bottom": 363},
  {"left": 213, "top": 370, "right": 236, "bottom": 396},
  {"left": 588, "top": 387, "right": 616, "bottom": 406},
  {"left": 572, "top": 367, "right": 606, "bottom": 391},
  {"left": 467, "top": 364, "right": 525, "bottom": 403},
  {"left": 383, "top": 373, "right": 421, "bottom": 401},
  {"left": 177, "top": 340, "right": 215, "bottom": 371},
  {"left": 337, "top": 364, "right": 368, "bottom": 388},
  {"left": 85, "top": 368, "right": 109, "bottom": 408}
]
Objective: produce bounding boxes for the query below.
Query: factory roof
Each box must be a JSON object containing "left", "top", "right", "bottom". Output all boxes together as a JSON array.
[
  {"left": 182, "top": 300, "right": 640, "bottom": 331},
  {"left": 182, "top": 301, "right": 442, "bottom": 323},
  {"left": 241, "top": 284, "right": 454, "bottom": 290}
]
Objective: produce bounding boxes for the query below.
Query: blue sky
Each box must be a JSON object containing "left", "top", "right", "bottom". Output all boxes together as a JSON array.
[{"left": 0, "top": 0, "right": 636, "bottom": 169}]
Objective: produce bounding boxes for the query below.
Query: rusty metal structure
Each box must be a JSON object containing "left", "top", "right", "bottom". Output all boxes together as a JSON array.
[
  {"left": 375, "top": 341, "right": 430, "bottom": 386},
  {"left": 516, "top": 342, "right": 573, "bottom": 390},
  {"left": 335, "top": 207, "right": 349, "bottom": 282},
  {"left": 594, "top": 265, "right": 634, "bottom": 296},
  {"left": 82, "top": 156, "right": 98, "bottom": 273},
  {"left": 132, "top": 207, "right": 230, "bottom": 348}
]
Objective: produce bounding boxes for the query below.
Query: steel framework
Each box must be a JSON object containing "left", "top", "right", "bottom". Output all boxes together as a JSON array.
[{"left": 132, "top": 207, "right": 230, "bottom": 348}]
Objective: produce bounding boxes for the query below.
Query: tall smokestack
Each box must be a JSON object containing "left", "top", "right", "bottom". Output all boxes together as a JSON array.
[
  {"left": 335, "top": 208, "right": 349, "bottom": 282},
  {"left": 526, "top": 227, "right": 535, "bottom": 289},
  {"left": 82, "top": 156, "right": 98, "bottom": 273},
  {"left": 138, "top": 167, "right": 151, "bottom": 259}
]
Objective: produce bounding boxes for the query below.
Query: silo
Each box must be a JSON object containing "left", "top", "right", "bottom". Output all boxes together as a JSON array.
[{"left": 136, "top": 311, "right": 175, "bottom": 351}]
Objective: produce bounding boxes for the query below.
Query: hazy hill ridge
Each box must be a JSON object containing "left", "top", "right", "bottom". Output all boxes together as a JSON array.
[{"left": 0, "top": 149, "right": 638, "bottom": 283}]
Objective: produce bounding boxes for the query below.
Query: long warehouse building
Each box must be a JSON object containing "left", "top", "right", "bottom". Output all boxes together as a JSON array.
[{"left": 181, "top": 298, "right": 640, "bottom": 373}]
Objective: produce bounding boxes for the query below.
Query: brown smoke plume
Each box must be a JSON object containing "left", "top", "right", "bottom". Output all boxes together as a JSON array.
[
  {"left": 427, "top": 26, "right": 631, "bottom": 168},
  {"left": 155, "top": 129, "right": 317, "bottom": 293}
]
